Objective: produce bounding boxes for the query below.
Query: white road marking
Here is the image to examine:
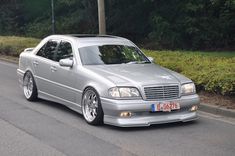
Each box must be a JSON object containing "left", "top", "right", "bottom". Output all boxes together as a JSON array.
[
  {"left": 198, "top": 111, "right": 235, "bottom": 126},
  {"left": 1, "top": 61, "right": 235, "bottom": 126}
]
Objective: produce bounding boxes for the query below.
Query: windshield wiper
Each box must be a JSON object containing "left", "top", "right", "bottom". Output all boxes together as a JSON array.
[
  {"left": 126, "top": 61, "right": 150, "bottom": 64},
  {"left": 126, "top": 61, "right": 138, "bottom": 64},
  {"left": 141, "top": 61, "right": 151, "bottom": 64}
]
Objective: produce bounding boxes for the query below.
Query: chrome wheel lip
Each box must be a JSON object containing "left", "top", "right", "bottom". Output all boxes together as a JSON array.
[
  {"left": 23, "top": 73, "right": 33, "bottom": 99},
  {"left": 82, "top": 90, "right": 98, "bottom": 122}
]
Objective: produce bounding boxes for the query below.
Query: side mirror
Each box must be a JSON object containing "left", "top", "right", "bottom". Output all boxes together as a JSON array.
[
  {"left": 148, "top": 57, "right": 154, "bottom": 63},
  {"left": 59, "top": 58, "right": 73, "bottom": 67}
]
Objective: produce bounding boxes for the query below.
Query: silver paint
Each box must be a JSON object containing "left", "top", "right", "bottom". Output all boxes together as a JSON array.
[{"left": 17, "top": 35, "right": 200, "bottom": 127}]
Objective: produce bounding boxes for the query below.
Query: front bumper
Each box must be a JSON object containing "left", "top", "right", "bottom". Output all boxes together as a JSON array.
[{"left": 101, "top": 94, "right": 200, "bottom": 127}]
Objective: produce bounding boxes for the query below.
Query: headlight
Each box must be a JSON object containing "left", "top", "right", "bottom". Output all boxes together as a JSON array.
[
  {"left": 109, "top": 87, "right": 141, "bottom": 99},
  {"left": 181, "top": 83, "right": 196, "bottom": 95}
]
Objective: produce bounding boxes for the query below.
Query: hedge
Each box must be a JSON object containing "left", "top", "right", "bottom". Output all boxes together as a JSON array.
[
  {"left": 0, "top": 36, "right": 234, "bottom": 95},
  {"left": 0, "top": 36, "right": 40, "bottom": 57},
  {"left": 144, "top": 50, "right": 235, "bottom": 95}
]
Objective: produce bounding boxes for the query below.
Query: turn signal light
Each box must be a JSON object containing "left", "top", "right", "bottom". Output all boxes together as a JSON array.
[
  {"left": 190, "top": 105, "right": 198, "bottom": 112},
  {"left": 120, "top": 111, "right": 132, "bottom": 117}
]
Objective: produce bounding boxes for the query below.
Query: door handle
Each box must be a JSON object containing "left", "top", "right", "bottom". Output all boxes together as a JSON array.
[
  {"left": 50, "top": 66, "right": 57, "bottom": 72},
  {"left": 33, "top": 61, "right": 39, "bottom": 66}
]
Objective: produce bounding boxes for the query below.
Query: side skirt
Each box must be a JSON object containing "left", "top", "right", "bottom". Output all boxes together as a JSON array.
[{"left": 38, "top": 90, "right": 82, "bottom": 114}]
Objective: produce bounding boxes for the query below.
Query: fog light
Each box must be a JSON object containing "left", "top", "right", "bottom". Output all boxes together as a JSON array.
[
  {"left": 120, "top": 111, "right": 132, "bottom": 117},
  {"left": 190, "top": 105, "right": 198, "bottom": 112}
]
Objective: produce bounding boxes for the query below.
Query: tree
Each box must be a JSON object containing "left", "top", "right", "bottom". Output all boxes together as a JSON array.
[{"left": 0, "top": 0, "right": 234, "bottom": 50}]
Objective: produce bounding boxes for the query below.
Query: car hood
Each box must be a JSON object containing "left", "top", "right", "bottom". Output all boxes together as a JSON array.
[{"left": 84, "top": 64, "right": 192, "bottom": 86}]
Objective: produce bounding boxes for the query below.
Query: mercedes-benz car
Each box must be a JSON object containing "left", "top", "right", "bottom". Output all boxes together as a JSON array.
[{"left": 17, "top": 34, "right": 200, "bottom": 127}]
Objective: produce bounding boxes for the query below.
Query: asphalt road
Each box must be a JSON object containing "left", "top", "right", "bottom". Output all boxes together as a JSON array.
[{"left": 0, "top": 60, "right": 235, "bottom": 156}]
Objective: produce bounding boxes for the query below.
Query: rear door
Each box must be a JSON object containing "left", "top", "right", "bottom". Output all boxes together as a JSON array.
[{"left": 33, "top": 39, "right": 60, "bottom": 95}]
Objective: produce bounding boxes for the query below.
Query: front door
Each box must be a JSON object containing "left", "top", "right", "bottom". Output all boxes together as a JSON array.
[{"left": 49, "top": 40, "right": 77, "bottom": 105}]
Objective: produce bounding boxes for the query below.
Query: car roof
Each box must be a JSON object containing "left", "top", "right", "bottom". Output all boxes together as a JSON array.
[{"left": 47, "top": 34, "right": 133, "bottom": 48}]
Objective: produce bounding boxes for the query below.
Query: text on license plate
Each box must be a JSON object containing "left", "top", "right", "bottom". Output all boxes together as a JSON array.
[{"left": 151, "top": 102, "right": 180, "bottom": 112}]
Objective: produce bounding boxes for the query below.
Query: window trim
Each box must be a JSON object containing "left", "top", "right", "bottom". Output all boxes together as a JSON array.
[
  {"left": 36, "top": 39, "right": 60, "bottom": 62},
  {"left": 54, "top": 40, "right": 74, "bottom": 62}
]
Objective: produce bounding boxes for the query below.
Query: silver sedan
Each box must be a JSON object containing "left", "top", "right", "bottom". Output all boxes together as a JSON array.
[{"left": 17, "top": 34, "right": 200, "bottom": 127}]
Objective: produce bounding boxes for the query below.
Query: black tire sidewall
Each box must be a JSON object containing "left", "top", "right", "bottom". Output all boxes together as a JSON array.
[
  {"left": 23, "top": 71, "right": 38, "bottom": 101},
  {"left": 82, "top": 87, "right": 104, "bottom": 125}
]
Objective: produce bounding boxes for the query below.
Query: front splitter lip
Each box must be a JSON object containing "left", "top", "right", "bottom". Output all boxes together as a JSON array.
[{"left": 104, "top": 112, "right": 198, "bottom": 127}]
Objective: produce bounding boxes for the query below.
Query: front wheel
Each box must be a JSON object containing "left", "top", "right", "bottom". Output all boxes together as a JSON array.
[
  {"left": 23, "top": 71, "right": 38, "bottom": 101},
  {"left": 82, "top": 87, "right": 103, "bottom": 125}
]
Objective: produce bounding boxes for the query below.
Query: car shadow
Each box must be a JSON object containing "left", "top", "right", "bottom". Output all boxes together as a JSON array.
[
  {"left": 32, "top": 97, "right": 200, "bottom": 131},
  {"left": 102, "top": 120, "right": 199, "bottom": 132},
  {"left": 33, "top": 98, "right": 83, "bottom": 118}
]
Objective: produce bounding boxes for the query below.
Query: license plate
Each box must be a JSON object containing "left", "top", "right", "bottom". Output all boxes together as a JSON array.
[{"left": 151, "top": 102, "right": 180, "bottom": 112}]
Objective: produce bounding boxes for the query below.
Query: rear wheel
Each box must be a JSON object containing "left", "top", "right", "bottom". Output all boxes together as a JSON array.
[
  {"left": 23, "top": 71, "right": 38, "bottom": 101},
  {"left": 82, "top": 87, "right": 103, "bottom": 125}
]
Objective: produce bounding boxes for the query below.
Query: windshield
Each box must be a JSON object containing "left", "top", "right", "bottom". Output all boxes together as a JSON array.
[{"left": 79, "top": 45, "right": 150, "bottom": 65}]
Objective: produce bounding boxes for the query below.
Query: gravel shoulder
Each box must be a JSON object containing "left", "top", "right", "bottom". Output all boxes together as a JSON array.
[{"left": 199, "top": 91, "right": 235, "bottom": 110}]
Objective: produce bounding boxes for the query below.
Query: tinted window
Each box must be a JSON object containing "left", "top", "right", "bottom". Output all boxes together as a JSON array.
[
  {"left": 36, "top": 43, "right": 47, "bottom": 57},
  {"left": 36, "top": 40, "right": 59, "bottom": 60},
  {"left": 79, "top": 45, "right": 150, "bottom": 65},
  {"left": 55, "top": 41, "right": 73, "bottom": 62}
]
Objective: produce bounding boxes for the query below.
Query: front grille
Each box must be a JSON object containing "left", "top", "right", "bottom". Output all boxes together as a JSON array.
[{"left": 144, "top": 85, "right": 179, "bottom": 100}]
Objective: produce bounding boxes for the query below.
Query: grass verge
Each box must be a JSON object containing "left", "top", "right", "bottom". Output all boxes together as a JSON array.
[{"left": 0, "top": 36, "right": 40, "bottom": 57}]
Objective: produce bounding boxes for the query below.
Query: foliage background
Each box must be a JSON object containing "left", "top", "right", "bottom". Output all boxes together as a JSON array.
[
  {"left": 0, "top": 0, "right": 235, "bottom": 50},
  {"left": 0, "top": 36, "right": 234, "bottom": 95},
  {"left": 0, "top": 1, "right": 234, "bottom": 95},
  {"left": 144, "top": 50, "right": 235, "bottom": 95}
]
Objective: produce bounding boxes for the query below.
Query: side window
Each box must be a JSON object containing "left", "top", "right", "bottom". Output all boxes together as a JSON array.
[
  {"left": 36, "top": 40, "right": 59, "bottom": 61},
  {"left": 55, "top": 41, "right": 73, "bottom": 62},
  {"left": 36, "top": 43, "right": 47, "bottom": 58}
]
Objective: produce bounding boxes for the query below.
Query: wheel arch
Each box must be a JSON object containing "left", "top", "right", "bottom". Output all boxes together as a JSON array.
[
  {"left": 23, "top": 67, "right": 37, "bottom": 85},
  {"left": 81, "top": 85, "right": 102, "bottom": 104},
  {"left": 22, "top": 69, "right": 38, "bottom": 101},
  {"left": 81, "top": 85, "right": 104, "bottom": 125}
]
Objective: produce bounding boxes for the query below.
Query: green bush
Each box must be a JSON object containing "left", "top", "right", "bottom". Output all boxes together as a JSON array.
[
  {"left": 144, "top": 50, "right": 235, "bottom": 95},
  {"left": 0, "top": 36, "right": 40, "bottom": 57},
  {"left": 0, "top": 36, "right": 234, "bottom": 95}
]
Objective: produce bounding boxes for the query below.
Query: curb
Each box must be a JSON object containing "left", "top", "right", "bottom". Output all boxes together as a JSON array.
[
  {"left": 199, "top": 103, "right": 235, "bottom": 118},
  {"left": 1, "top": 57, "right": 235, "bottom": 119},
  {"left": 0, "top": 57, "right": 18, "bottom": 64}
]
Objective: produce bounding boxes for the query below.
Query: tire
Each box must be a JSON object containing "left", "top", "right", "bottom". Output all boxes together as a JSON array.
[
  {"left": 23, "top": 71, "right": 38, "bottom": 101},
  {"left": 82, "top": 87, "right": 103, "bottom": 125}
]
